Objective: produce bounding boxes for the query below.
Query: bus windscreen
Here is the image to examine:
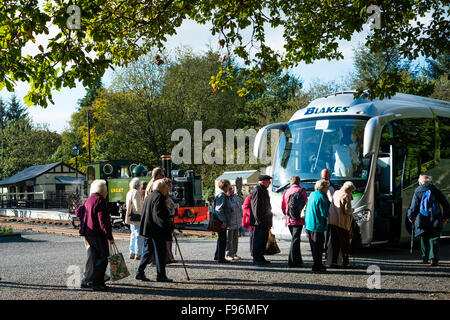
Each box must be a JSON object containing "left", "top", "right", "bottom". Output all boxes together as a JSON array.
[{"left": 273, "top": 117, "right": 370, "bottom": 192}]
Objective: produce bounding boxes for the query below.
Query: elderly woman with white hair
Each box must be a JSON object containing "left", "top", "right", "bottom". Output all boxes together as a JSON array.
[
  {"left": 136, "top": 179, "right": 175, "bottom": 282},
  {"left": 76, "top": 179, "right": 114, "bottom": 291},
  {"left": 125, "top": 177, "right": 144, "bottom": 260},
  {"left": 328, "top": 181, "right": 355, "bottom": 269},
  {"left": 304, "top": 179, "right": 330, "bottom": 273}
]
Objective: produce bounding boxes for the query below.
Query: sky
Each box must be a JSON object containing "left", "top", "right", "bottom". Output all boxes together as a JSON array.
[{"left": 0, "top": 10, "right": 432, "bottom": 133}]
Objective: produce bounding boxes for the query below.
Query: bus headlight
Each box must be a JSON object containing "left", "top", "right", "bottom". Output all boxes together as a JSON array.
[{"left": 354, "top": 208, "right": 371, "bottom": 223}]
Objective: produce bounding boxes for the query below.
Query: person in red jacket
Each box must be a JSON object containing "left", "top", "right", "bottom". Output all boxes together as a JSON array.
[
  {"left": 242, "top": 193, "right": 254, "bottom": 255},
  {"left": 282, "top": 176, "right": 308, "bottom": 267},
  {"left": 77, "top": 179, "right": 114, "bottom": 291}
]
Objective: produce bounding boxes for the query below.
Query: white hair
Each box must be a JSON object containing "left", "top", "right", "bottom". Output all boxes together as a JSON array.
[
  {"left": 90, "top": 179, "right": 107, "bottom": 195},
  {"left": 314, "top": 179, "right": 330, "bottom": 192},
  {"left": 129, "top": 177, "right": 141, "bottom": 189},
  {"left": 152, "top": 179, "right": 167, "bottom": 192},
  {"left": 342, "top": 181, "right": 356, "bottom": 193},
  {"left": 419, "top": 175, "right": 432, "bottom": 184}
]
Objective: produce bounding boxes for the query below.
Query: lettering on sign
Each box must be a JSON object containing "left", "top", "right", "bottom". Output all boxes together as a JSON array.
[{"left": 304, "top": 106, "right": 350, "bottom": 115}]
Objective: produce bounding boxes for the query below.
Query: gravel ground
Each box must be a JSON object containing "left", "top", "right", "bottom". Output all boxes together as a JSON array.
[{"left": 0, "top": 231, "right": 449, "bottom": 300}]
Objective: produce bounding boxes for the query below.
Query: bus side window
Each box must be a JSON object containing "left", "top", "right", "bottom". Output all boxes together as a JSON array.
[
  {"left": 394, "top": 118, "right": 436, "bottom": 187},
  {"left": 438, "top": 116, "right": 450, "bottom": 160}
]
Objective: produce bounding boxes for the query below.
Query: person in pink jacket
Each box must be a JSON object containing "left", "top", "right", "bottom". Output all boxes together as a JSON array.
[
  {"left": 282, "top": 176, "right": 308, "bottom": 267},
  {"left": 242, "top": 193, "right": 254, "bottom": 255}
]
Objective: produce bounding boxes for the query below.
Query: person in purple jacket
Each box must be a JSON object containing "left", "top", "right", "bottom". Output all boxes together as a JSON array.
[{"left": 77, "top": 179, "right": 114, "bottom": 291}]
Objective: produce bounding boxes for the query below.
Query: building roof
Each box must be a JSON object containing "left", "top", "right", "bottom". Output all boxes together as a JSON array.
[
  {"left": 0, "top": 162, "right": 62, "bottom": 186},
  {"left": 55, "top": 176, "right": 86, "bottom": 185},
  {"left": 216, "top": 170, "right": 258, "bottom": 181}
]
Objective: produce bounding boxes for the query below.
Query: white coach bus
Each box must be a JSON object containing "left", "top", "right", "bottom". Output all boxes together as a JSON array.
[{"left": 253, "top": 92, "right": 450, "bottom": 246}]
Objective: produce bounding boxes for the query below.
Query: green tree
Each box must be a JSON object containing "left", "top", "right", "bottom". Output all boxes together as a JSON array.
[
  {"left": 6, "top": 94, "right": 28, "bottom": 122},
  {"left": 352, "top": 44, "right": 435, "bottom": 98},
  {"left": 423, "top": 51, "right": 450, "bottom": 80},
  {"left": 429, "top": 74, "right": 450, "bottom": 101},
  {"left": 0, "top": 98, "right": 6, "bottom": 130},
  {"left": 1, "top": 1, "right": 448, "bottom": 107},
  {"left": 1, "top": 119, "right": 61, "bottom": 179}
]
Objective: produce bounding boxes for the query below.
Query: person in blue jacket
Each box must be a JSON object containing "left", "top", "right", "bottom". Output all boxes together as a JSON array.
[
  {"left": 407, "top": 174, "right": 449, "bottom": 266},
  {"left": 305, "top": 179, "right": 330, "bottom": 273},
  {"left": 213, "top": 179, "right": 232, "bottom": 263}
]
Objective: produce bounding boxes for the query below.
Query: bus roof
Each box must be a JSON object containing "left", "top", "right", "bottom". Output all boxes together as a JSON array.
[{"left": 289, "top": 92, "right": 450, "bottom": 122}]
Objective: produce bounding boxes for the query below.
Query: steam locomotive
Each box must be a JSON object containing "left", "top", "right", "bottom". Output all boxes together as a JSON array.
[{"left": 78, "top": 155, "right": 209, "bottom": 228}]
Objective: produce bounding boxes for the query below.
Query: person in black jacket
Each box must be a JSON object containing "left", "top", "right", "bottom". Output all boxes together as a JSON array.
[
  {"left": 407, "top": 174, "right": 449, "bottom": 266},
  {"left": 136, "top": 179, "right": 175, "bottom": 282},
  {"left": 250, "top": 175, "right": 273, "bottom": 265}
]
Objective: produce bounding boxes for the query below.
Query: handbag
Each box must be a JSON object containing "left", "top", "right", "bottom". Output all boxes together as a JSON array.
[
  {"left": 264, "top": 230, "right": 281, "bottom": 255},
  {"left": 108, "top": 243, "right": 130, "bottom": 281},
  {"left": 207, "top": 198, "right": 226, "bottom": 232},
  {"left": 129, "top": 212, "right": 141, "bottom": 222},
  {"left": 207, "top": 213, "right": 226, "bottom": 233}
]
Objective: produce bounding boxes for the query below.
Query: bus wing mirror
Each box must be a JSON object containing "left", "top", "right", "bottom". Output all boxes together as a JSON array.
[
  {"left": 363, "top": 113, "right": 401, "bottom": 158},
  {"left": 253, "top": 122, "right": 288, "bottom": 160}
]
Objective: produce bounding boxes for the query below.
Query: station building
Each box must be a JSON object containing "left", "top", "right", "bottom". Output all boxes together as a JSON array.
[
  {"left": 214, "top": 170, "right": 260, "bottom": 196},
  {"left": 0, "top": 161, "right": 84, "bottom": 210}
]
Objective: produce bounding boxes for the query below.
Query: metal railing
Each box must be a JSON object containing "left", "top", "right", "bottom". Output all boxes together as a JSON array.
[{"left": 0, "top": 191, "right": 73, "bottom": 209}]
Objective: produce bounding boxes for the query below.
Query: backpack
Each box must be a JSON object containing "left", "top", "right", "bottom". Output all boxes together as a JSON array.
[
  {"left": 287, "top": 189, "right": 306, "bottom": 221},
  {"left": 419, "top": 189, "right": 441, "bottom": 218}
]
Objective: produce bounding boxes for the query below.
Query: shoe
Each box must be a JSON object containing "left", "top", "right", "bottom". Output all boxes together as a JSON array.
[
  {"left": 92, "top": 285, "right": 108, "bottom": 292},
  {"left": 312, "top": 269, "right": 327, "bottom": 274},
  {"left": 253, "top": 260, "right": 270, "bottom": 266},
  {"left": 166, "top": 259, "right": 177, "bottom": 264},
  {"left": 81, "top": 282, "right": 92, "bottom": 288},
  {"left": 129, "top": 253, "right": 135, "bottom": 259},
  {"left": 288, "top": 263, "right": 305, "bottom": 268},
  {"left": 430, "top": 260, "right": 439, "bottom": 267},
  {"left": 422, "top": 258, "right": 429, "bottom": 264},
  {"left": 157, "top": 277, "right": 173, "bottom": 283},
  {"left": 135, "top": 255, "right": 141, "bottom": 260},
  {"left": 218, "top": 259, "right": 231, "bottom": 263},
  {"left": 225, "top": 256, "right": 234, "bottom": 261},
  {"left": 341, "top": 264, "right": 355, "bottom": 269},
  {"left": 232, "top": 256, "right": 241, "bottom": 261},
  {"left": 135, "top": 274, "right": 151, "bottom": 282},
  {"left": 104, "top": 276, "right": 110, "bottom": 282}
]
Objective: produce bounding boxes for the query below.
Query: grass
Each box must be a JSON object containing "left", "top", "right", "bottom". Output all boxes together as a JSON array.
[{"left": 0, "top": 225, "right": 13, "bottom": 235}]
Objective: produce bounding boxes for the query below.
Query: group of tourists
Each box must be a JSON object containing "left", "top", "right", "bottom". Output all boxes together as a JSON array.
[
  {"left": 212, "top": 170, "right": 448, "bottom": 273},
  {"left": 76, "top": 167, "right": 177, "bottom": 291},
  {"left": 213, "top": 169, "right": 355, "bottom": 273},
  {"left": 76, "top": 165, "right": 448, "bottom": 291}
]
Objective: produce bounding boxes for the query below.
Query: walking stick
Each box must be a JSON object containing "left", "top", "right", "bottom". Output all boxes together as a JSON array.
[
  {"left": 410, "top": 227, "right": 414, "bottom": 255},
  {"left": 173, "top": 231, "right": 190, "bottom": 281}
]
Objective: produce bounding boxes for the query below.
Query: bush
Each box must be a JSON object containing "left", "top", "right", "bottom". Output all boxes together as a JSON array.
[{"left": 0, "top": 226, "right": 13, "bottom": 235}]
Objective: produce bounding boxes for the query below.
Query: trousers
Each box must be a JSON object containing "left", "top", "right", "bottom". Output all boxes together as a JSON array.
[
  {"left": 306, "top": 230, "right": 325, "bottom": 270},
  {"left": 84, "top": 235, "right": 109, "bottom": 286},
  {"left": 288, "top": 225, "right": 303, "bottom": 266},
  {"left": 137, "top": 237, "right": 168, "bottom": 279},
  {"left": 252, "top": 225, "right": 269, "bottom": 262}
]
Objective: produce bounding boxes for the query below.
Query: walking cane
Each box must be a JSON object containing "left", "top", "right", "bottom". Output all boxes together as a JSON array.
[
  {"left": 410, "top": 227, "right": 414, "bottom": 255},
  {"left": 173, "top": 231, "right": 190, "bottom": 281}
]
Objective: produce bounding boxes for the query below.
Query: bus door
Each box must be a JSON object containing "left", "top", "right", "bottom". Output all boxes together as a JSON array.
[{"left": 374, "top": 143, "right": 402, "bottom": 243}]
